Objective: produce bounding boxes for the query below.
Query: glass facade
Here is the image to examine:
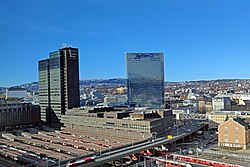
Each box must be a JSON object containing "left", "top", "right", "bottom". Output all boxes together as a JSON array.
[
  {"left": 49, "top": 51, "right": 64, "bottom": 126},
  {"left": 126, "top": 53, "right": 164, "bottom": 109},
  {"left": 38, "top": 47, "right": 80, "bottom": 128},
  {"left": 38, "top": 59, "right": 50, "bottom": 122}
]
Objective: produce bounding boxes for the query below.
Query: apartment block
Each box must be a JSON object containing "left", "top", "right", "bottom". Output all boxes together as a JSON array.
[{"left": 218, "top": 117, "right": 250, "bottom": 149}]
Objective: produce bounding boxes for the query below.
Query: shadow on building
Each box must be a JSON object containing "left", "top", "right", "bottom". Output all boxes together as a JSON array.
[{"left": 45, "top": 107, "right": 62, "bottom": 130}]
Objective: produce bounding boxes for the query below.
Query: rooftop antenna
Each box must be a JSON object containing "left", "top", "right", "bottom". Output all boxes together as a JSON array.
[{"left": 62, "top": 43, "right": 67, "bottom": 48}]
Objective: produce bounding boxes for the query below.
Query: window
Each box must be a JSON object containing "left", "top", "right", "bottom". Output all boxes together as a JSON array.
[
  {"left": 235, "top": 135, "right": 239, "bottom": 138},
  {"left": 225, "top": 139, "right": 228, "bottom": 142},
  {"left": 235, "top": 127, "right": 239, "bottom": 130},
  {"left": 224, "top": 127, "right": 228, "bottom": 129},
  {"left": 105, "top": 122, "right": 115, "bottom": 126},
  {"left": 235, "top": 131, "right": 238, "bottom": 134},
  {"left": 235, "top": 140, "right": 239, "bottom": 143}
]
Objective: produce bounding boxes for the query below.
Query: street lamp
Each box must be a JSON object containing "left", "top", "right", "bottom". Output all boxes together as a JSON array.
[
  {"left": 58, "top": 156, "right": 61, "bottom": 167},
  {"left": 165, "top": 148, "right": 168, "bottom": 164},
  {"left": 152, "top": 132, "right": 157, "bottom": 142},
  {"left": 108, "top": 146, "right": 111, "bottom": 159},
  {"left": 175, "top": 119, "right": 179, "bottom": 136},
  {"left": 176, "top": 125, "right": 179, "bottom": 136},
  {"left": 196, "top": 148, "right": 199, "bottom": 162},
  {"left": 143, "top": 157, "right": 146, "bottom": 166}
]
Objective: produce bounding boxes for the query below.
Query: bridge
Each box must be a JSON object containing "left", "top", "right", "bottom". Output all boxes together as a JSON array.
[
  {"left": 53, "top": 122, "right": 207, "bottom": 167},
  {"left": 177, "top": 113, "right": 207, "bottom": 121}
]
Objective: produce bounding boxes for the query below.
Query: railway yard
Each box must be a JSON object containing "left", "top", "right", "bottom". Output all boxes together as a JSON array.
[
  {"left": 1, "top": 125, "right": 250, "bottom": 167},
  {"left": 0, "top": 127, "right": 141, "bottom": 166}
]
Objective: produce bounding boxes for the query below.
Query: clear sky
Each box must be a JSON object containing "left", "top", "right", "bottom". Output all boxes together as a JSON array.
[{"left": 1, "top": 0, "right": 250, "bottom": 87}]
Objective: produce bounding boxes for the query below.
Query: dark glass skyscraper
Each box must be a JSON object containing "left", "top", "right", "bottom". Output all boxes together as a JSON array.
[
  {"left": 126, "top": 53, "right": 164, "bottom": 109},
  {"left": 38, "top": 47, "right": 80, "bottom": 128}
]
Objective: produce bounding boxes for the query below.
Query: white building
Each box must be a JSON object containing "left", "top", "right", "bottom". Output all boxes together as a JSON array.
[
  {"left": 187, "top": 88, "right": 197, "bottom": 100},
  {"left": 6, "top": 87, "right": 27, "bottom": 99},
  {"left": 212, "top": 97, "right": 231, "bottom": 111},
  {"left": 104, "top": 95, "right": 127, "bottom": 107}
]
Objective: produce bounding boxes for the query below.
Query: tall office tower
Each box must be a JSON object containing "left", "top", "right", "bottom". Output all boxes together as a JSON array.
[
  {"left": 38, "top": 47, "right": 80, "bottom": 128},
  {"left": 126, "top": 53, "right": 164, "bottom": 109}
]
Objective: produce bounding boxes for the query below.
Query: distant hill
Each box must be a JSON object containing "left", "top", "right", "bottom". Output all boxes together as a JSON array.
[
  {"left": 0, "top": 87, "right": 6, "bottom": 95},
  {"left": 2, "top": 78, "right": 127, "bottom": 92},
  {"left": 80, "top": 78, "right": 126, "bottom": 86},
  {"left": 2, "top": 78, "right": 249, "bottom": 92}
]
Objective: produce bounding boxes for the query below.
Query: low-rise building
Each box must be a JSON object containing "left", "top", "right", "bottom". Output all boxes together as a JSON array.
[
  {"left": 61, "top": 107, "right": 174, "bottom": 140},
  {"left": 232, "top": 99, "right": 250, "bottom": 111},
  {"left": 208, "top": 112, "right": 235, "bottom": 129},
  {"left": 6, "top": 87, "right": 27, "bottom": 99},
  {"left": 218, "top": 117, "right": 250, "bottom": 149},
  {"left": 103, "top": 95, "right": 127, "bottom": 107},
  {"left": 212, "top": 97, "right": 232, "bottom": 111},
  {"left": 116, "top": 87, "right": 126, "bottom": 94},
  {"left": 205, "top": 101, "right": 213, "bottom": 112},
  {"left": 0, "top": 102, "right": 40, "bottom": 130},
  {"left": 198, "top": 100, "right": 212, "bottom": 113},
  {"left": 208, "top": 111, "right": 250, "bottom": 129}
]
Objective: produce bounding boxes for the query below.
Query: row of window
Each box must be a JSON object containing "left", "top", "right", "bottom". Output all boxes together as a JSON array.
[
  {"left": 224, "top": 127, "right": 239, "bottom": 130},
  {"left": 224, "top": 134, "right": 239, "bottom": 138},
  {"left": 224, "top": 130, "right": 239, "bottom": 134},
  {"left": 225, "top": 139, "right": 239, "bottom": 143},
  {"left": 65, "top": 118, "right": 150, "bottom": 130}
]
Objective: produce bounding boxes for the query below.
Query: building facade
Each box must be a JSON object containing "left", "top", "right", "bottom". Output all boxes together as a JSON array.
[
  {"left": 218, "top": 117, "right": 250, "bottom": 149},
  {"left": 61, "top": 107, "right": 174, "bottom": 141},
  {"left": 6, "top": 87, "right": 27, "bottom": 99},
  {"left": 198, "top": 100, "right": 212, "bottom": 113},
  {"left": 0, "top": 102, "right": 40, "bottom": 130},
  {"left": 208, "top": 111, "right": 250, "bottom": 129},
  {"left": 126, "top": 53, "right": 164, "bottom": 109},
  {"left": 208, "top": 112, "right": 234, "bottom": 129},
  {"left": 212, "top": 97, "right": 232, "bottom": 111},
  {"left": 103, "top": 95, "right": 127, "bottom": 107},
  {"left": 38, "top": 47, "right": 80, "bottom": 128}
]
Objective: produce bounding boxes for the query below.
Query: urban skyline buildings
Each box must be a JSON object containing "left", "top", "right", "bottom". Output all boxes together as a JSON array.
[
  {"left": 38, "top": 47, "right": 80, "bottom": 128},
  {"left": 126, "top": 52, "right": 164, "bottom": 109}
]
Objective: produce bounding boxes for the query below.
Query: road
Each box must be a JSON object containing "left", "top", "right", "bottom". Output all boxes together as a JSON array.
[{"left": 51, "top": 121, "right": 206, "bottom": 166}]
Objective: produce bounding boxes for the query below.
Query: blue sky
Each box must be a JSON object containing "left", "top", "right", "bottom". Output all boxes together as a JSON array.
[{"left": 1, "top": 0, "right": 250, "bottom": 87}]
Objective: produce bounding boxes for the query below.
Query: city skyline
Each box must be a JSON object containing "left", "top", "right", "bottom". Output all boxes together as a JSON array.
[{"left": 1, "top": 0, "right": 250, "bottom": 87}]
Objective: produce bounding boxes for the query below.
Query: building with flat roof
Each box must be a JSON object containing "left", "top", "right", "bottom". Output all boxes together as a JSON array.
[
  {"left": 212, "top": 97, "right": 232, "bottom": 111},
  {"left": 126, "top": 52, "right": 164, "bottom": 109},
  {"left": 6, "top": 87, "right": 27, "bottom": 99},
  {"left": 198, "top": 100, "right": 212, "bottom": 113},
  {"left": 38, "top": 47, "right": 80, "bottom": 128},
  {"left": 208, "top": 112, "right": 235, "bottom": 129},
  {"left": 208, "top": 111, "right": 250, "bottom": 129},
  {"left": 0, "top": 102, "right": 40, "bottom": 130},
  {"left": 61, "top": 107, "right": 174, "bottom": 141},
  {"left": 103, "top": 95, "right": 127, "bottom": 107}
]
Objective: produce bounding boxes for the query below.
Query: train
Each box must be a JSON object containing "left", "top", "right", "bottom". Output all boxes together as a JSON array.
[
  {"left": 173, "top": 154, "right": 244, "bottom": 167},
  {"left": 0, "top": 145, "right": 45, "bottom": 165},
  {"left": 144, "top": 155, "right": 192, "bottom": 167},
  {"left": 66, "top": 156, "right": 96, "bottom": 167}
]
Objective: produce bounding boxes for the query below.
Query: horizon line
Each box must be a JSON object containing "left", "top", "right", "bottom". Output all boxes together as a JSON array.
[{"left": 1, "top": 77, "right": 250, "bottom": 88}]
